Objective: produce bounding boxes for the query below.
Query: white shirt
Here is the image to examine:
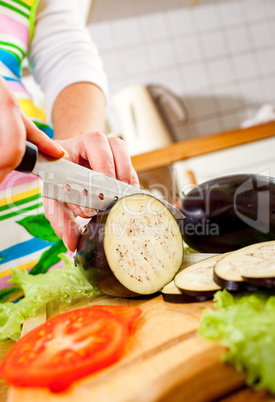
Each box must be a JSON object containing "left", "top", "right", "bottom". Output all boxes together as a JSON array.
[{"left": 29, "top": 0, "right": 108, "bottom": 121}]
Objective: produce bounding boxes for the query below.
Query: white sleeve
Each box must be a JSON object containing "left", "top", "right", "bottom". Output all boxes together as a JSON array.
[{"left": 29, "top": 0, "right": 108, "bottom": 122}]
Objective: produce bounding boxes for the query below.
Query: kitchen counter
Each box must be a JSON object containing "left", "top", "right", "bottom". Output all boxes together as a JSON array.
[
  {"left": 1, "top": 292, "right": 274, "bottom": 402},
  {"left": 131, "top": 121, "right": 275, "bottom": 173}
]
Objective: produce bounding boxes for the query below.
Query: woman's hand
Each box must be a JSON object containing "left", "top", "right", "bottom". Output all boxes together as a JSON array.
[
  {"left": 43, "top": 132, "right": 139, "bottom": 252},
  {"left": 0, "top": 76, "right": 67, "bottom": 183}
]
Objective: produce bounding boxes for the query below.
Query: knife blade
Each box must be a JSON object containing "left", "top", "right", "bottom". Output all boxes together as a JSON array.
[{"left": 15, "top": 141, "right": 184, "bottom": 220}]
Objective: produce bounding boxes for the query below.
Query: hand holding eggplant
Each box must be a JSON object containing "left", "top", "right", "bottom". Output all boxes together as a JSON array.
[{"left": 43, "top": 132, "right": 139, "bottom": 252}]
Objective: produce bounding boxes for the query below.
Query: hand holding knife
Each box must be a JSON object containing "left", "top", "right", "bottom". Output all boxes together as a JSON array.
[{"left": 16, "top": 141, "right": 184, "bottom": 220}]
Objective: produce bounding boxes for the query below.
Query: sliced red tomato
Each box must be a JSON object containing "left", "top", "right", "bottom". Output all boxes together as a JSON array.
[
  {"left": 94, "top": 305, "right": 142, "bottom": 333},
  {"left": 0, "top": 307, "right": 129, "bottom": 392}
]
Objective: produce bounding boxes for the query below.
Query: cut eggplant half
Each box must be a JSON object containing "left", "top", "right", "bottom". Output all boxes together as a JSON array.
[
  {"left": 213, "top": 241, "right": 275, "bottom": 291},
  {"left": 76, "top": 194, "right": 184, "bottom": 297},
  {"left": 162, "top": 280, "right": 209, "bottom": 303},
  {"left": 174, "top": 254, "right": 224, "bottom": 298}
]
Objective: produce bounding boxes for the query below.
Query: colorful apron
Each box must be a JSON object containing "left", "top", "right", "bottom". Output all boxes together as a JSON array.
[{"left": 0, "top": 0, "right": 65, "bottom": 293}]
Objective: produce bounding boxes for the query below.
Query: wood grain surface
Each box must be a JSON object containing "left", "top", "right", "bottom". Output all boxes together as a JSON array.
[
  {"left": 131, "top": 122, "right": 275, "bottom": 173},
  {"left": 4, "top": 294, "right": 248, "bottom": 402},
  {"left": 0, "top": 293, "right": 272, "bottom": 401}
]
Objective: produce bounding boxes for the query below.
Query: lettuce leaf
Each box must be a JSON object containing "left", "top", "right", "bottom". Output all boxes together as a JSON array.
[
  {"left": 199, "top": 289, "right": 275, "bottom": 394},
  {"left": 0, "top": 254, "right": 101, "bottom": 342}
]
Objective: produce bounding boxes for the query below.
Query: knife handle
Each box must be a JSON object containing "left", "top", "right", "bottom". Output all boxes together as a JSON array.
[{"left": 15, "top": 141, "right": 38, "bottom": 174}]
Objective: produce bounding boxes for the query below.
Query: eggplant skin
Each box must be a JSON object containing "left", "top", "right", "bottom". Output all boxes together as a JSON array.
[
  {"left": 242, "top": 276, "right": 275, "bottom": 290},
  {"left": 162, "top": 292, "right": 209, "bottom": 303},
  {"left": 179, "top": 174, "right": 275, "bottom": 253},
  {"left": 213, "top": 270, "right": 258, "bottom": 292},
  {"left": 76, "top": 209, "right": 139, "bottom": 298}
]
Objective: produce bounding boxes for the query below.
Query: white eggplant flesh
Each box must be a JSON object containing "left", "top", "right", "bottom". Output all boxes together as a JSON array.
[
  {"left": 174, "top": 254, "right": 224, "bottom": 297},
  {"left": 161, "top": 253, "right": 219, "bottom": 302},
  {"left": 214, "top": 241, "right": 275, "bottom": 291}
]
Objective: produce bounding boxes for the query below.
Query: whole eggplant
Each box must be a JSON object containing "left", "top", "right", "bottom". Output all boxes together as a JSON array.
[{"left": 178, "top": 174, "right": 275, "bottom": 253}]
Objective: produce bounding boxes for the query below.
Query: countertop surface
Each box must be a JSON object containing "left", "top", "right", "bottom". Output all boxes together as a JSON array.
[{"left": 0, "top": 292, "right": 273, "bottom": 402}]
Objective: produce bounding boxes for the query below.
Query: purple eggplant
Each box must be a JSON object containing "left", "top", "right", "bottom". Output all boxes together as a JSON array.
[
  {"left": 76, "top": 194, "right": 183, "bottom": 297},
  {"left": 161, "top": 279, "right": 209, "bottom": 303},
  {"left": 178, "top": 174, "right": 275, "bottom": 253}
]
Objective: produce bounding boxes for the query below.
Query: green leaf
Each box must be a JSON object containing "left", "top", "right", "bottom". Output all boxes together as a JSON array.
[
  {"left": 199, "top": 290, "right": 275, "bottom": 395},
  {"left": 29, "top": 241, "right": 67, "bottom": 275},
  {"left": 0, "top": 254, "right": 101, "bottom": 341},
  {"left": 17, "top": 214, "right": 60, "bottom": 242},
  {"left": 0, "top": 303, "right": 25, "bottom": 341}
]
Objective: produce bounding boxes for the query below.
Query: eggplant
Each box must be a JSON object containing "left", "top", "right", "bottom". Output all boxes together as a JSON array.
[
  {"left": 161, "top": 280, "right": 209, "bottom": 303},
  {"left": 76, "top": 194, "right": 184, "bottom": 297},
  {"left": 241, "top": 242, "right": 275, "bottom": 289},
  {"left": 179, "top": 174, "right": 275, "bottom": 253},
  {"left": 161, "top": 253, "right": 219, "bottom": 302},
  {"left": 242, "top": 260, "right": 275, "bottom": 289},
  {"left": 213, "top": 241, "right": 275, "bottom": 291},
  {"left": 174, "top": 254, "right": 224, "bottom": 298}
]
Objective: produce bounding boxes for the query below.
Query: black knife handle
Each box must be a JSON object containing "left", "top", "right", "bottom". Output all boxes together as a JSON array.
[{"left": 15, "top": 141, "right": 38, "bottom": 173}]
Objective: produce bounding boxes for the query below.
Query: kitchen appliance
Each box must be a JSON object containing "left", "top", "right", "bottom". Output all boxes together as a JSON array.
[{"left": 112, "top": 85, "right": 187, "bottom": 156}]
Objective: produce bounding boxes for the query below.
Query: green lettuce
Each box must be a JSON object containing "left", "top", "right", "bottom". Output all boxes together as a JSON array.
[
  {"left": 199, "top": 289, "right": 275, "bottom": 394},
  {"left": 0, "top": 254, "right": 101, "bottom": 342}
]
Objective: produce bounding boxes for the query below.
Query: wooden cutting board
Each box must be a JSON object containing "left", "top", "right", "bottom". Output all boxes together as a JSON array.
[{"left": 3, "top": 293, "right": 251, "bottom": 402}]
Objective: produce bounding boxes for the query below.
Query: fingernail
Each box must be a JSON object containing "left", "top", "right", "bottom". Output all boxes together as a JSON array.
[
  {"left": 55, "top": 143, "right": 69, "bottom": 158},
  {"left": 81, "top": 207, "right": 98, "bottom": 217},
  {"left": 63, "top": 239, "right": 75, "bottom": 252}
]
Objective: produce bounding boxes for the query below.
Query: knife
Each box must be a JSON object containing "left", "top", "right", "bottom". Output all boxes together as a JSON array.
[{"left": 15, "top": 141, "right": 184, "bottom": 220}]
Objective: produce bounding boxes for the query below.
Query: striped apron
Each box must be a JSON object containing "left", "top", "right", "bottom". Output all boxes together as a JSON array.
[{"left": 0, "top": 0, "right": 65, "bottom": 292}]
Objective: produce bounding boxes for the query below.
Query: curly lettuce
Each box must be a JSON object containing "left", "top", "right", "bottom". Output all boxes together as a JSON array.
[
  {"left": 199, "top": 289, "right": 275, "bottom": 394},
  {"left": 0, "top": 254, "right": 101, "bottom": 342}
]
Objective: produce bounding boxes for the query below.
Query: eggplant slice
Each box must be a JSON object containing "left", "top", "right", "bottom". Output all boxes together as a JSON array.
[
  {"left": 162, "top": 279, "right": 209, "bottom": 303},
  {"left": 174, "top": 254, "right": 224, "bottom": 298},
  {"left": 161, "top": 253, "right": 219, "bottom": 302},
  {"left": 213, "top": 241, "right": 275, "bottom": 291},
  {"left": 77, "top": 194, "right": 184, "bottom": 297},
  {"left": 242, "top": 258, "right": 275, "bottom": 289}
]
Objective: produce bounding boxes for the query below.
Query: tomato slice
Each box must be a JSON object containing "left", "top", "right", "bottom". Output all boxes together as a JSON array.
[
  {"left": 94, "top": 306, "right": 142, "bottom": 333},
  {"left": 0, "top": 307, "right": 128, "bottom": 392}
]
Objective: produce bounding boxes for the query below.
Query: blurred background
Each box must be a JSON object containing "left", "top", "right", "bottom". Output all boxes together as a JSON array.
[
  {"left": 87, "top": 0, "right": 275, "bottom": 138},
  {"left": 26, "top": 0, "right": 275, "bottom": 201},
  {"left": 86, "top": 0, "right": 275, "bottom": 201}
]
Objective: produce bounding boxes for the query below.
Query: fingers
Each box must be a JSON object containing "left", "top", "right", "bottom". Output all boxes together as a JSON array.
[
  {"left": 0, "top": 76, "right": 66, "bottom": 184},
  {"left": 70, "top": 132, "right": 116, "bottom": 179},
  {"left": 0, "top": 77, "right": 26, "bottom": 180},
  {"left": 68, "top": 203, "right": 97, "bottom": 219},
  {"left": 43, "top": 133, "right": 140, "bottom": 247},
  {"left": 108, "top": 136, "right": 139, "bottom": 187},
  {"left": 68, "top": 132, "right": 139, "bottom": 186},
  {"left": 21, "top": 112, "right": 68, "bottom": 158},
  {"left": 43, "top": 198, "right": 81, "bottom": 252}
]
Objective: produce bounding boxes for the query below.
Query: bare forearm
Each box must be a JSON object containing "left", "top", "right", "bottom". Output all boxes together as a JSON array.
[{"left": 52, "top": 82, "right": 106, "bottom": 140}]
